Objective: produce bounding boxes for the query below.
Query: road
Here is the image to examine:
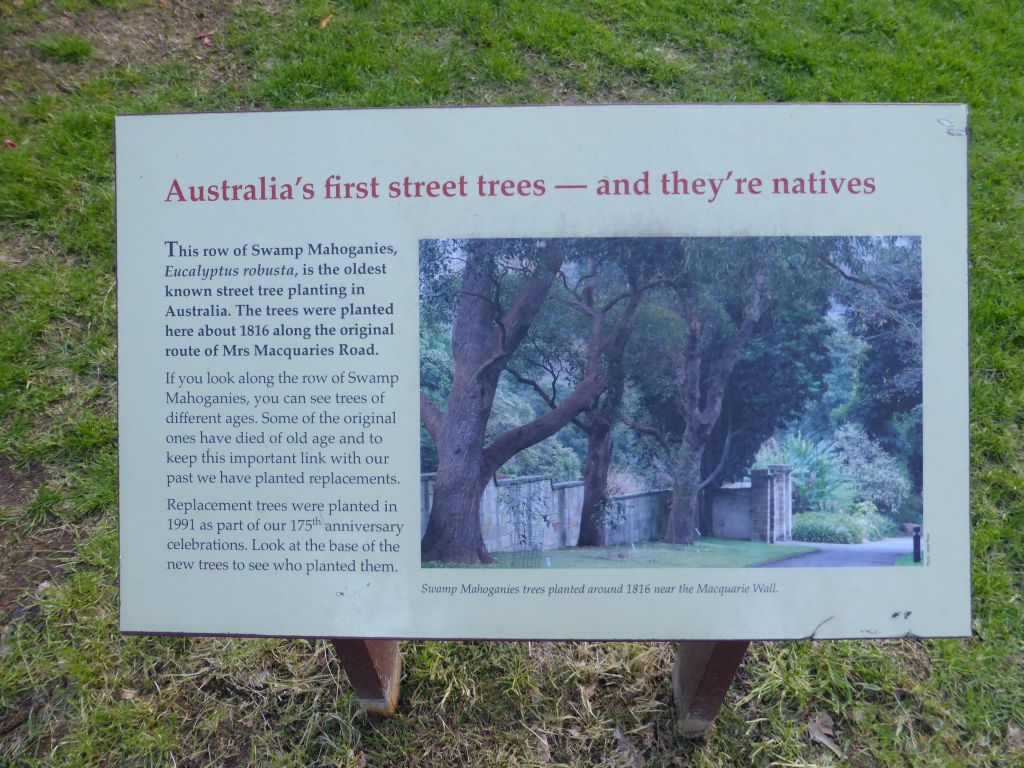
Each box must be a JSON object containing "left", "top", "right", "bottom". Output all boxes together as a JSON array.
[{"left": 762, "top": 536, "right": 916, "bottom": 568}]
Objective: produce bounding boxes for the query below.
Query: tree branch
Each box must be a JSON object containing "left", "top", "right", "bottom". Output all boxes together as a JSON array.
[
  {"left": 420, "top": 392, "right": 444, "bottom": 442},
  {"left": 506, "top": 367, "right": 560, "bottom": 411},
  {"left": 676, "top": 297, "right": 703, "bottom": 422},
  {"left": 496, "top": 240, "right": 566, "bottom": 354},
  {"left": 484, "top": 370, "right": 605, "bottom": 472},
  {"left": 699, "top": 427, "right": 737, "bottom": 490},
  {"left": 473, "top": 241, "right": 567, "bottom": 383},
  {"left": 625, "top": 418, "right": 670, "bottom": 453},
  {"left": 699, "top": 268, "right": 768, "bottom": 429}
]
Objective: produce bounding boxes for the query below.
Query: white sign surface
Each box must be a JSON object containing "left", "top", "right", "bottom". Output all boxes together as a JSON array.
[{"left": 117, "top": 104, "right": 969, "bottom": 640}]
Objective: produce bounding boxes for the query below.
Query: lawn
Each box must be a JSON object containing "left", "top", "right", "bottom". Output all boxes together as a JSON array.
[
  {"left": 895, "top": 553, "right": 925, "bottom": 567},
  {"left": 1, "top": 0, "right": 1022, "bottom": 766},
  {"left": 487, "top": 540, "right": 817, "bottom": 569}
]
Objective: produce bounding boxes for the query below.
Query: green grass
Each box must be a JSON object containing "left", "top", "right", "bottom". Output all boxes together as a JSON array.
[
  {"left": 484, "top": 540, "right": 817, "bottom": 569},
  {"left": 29, "top": 34, "right": 93, "bottom": 64},
  {"left": 0, "top": 0, "right": 1021, "bottom": 766},
  {"left": 895, "top": 553, "right": 924, "bottom": 567}
]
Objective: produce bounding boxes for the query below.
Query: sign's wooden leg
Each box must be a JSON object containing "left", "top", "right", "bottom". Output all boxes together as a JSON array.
[
  {"left": 330, "top": 639, "right": 402, "bottom": 716},
  {"left": 672, "top": 640, "right": 749, "bottom": 736}
]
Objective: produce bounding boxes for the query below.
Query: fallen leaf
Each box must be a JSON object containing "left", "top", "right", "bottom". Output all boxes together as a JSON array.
[
  {"left": 1008, "top": 722, "right": 1024, "bottom": 753},
  {"left": 319, "top": 13, "right": 334, "bottom": 29},
  {"left": 2, "top": 139, "right": 16, "bottom": 149},
  {"left": 527, "top": 727, "right": 553, "bottom": 764},
  {"left": 611, "top": 726, "right": 644, "bottom": 768},
  {"left": 193, "top": 30, "right": 217, "bottom": 40},
  {"left": 200, "top": 38, "right": 214, "bottom": 48},
  {"left": 807, "top": 711, "right": 845, "bottom": 759},
  {"left": 120, "top": 689, "right": 137, "bottom": 700},
  {"left": 579, "top": 680, "right": 596, "bottom": 703}
]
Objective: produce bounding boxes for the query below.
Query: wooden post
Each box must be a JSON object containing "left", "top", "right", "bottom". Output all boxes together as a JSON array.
[
  {"left": 672, "top": 640, "right": 749, "bottom": 736},
  {"left": 331, "top": 639, "right": 402, "bottom": 716}
]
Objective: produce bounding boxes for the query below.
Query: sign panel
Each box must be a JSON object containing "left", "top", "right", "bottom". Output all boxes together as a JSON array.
[{"left": 116, "top": 104, "right": 969, "bottom": 640}]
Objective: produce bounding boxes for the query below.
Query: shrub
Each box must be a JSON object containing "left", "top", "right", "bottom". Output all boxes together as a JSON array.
[
  {"left": 832, "top": 424, "right": 912, "bottom": 515},
  {"left": 792, "top": 508, "right": 899, "bottom": 544},
  {"left": 893, "top": 495, "right": 923, "bottom": 524},
  {"left": 851, "top": 507, "right": 900, "bottom": 541},
  {"left": 792, "top": 512, "right": 863, "bottom": 544},
  {"left": 756, "top": 425, "right": 914, "bottom": 518},
  {"left": 852, "top": 500, "right": 878, "bottom": 516}
]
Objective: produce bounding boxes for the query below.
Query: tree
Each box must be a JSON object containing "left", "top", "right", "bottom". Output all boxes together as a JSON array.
[
  {"left": 628, "top": 238, "right": 835, "bottom": 545},
  {"left": 796, "top": 236, "right": 923, "bottom": 491},
  {"left": 661, "top": 241, "right": 770, "bottom": 544},
  {"left": 839, "top": 238, "right": 922, "bottom": 491},
  {"left": 506, "top": 242, "right": 658, "bottom": 547},
  {"left": 419, "top": 239, "right": 641, "bottom": 563}
]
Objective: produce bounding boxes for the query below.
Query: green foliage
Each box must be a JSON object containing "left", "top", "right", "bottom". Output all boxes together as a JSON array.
[
  {"left": 626, "top": 237, "right": 837, "bottom": 492},
  {"left": 754, "top": 432, "right": 854, "bottom": 513},
  {"left": 30, "top": 34, "right": 93, "bottom": 64},
  {"left": 893, "top": 494, "right": 924, "bottom": 525},
  {"left": 840, "top": 239, "right": 922, "bottom": 435},
  {"left": 832, "top": 423, "right": 913, "bottom": 515},
  {"left": 757, "top": 425, "right": 917, "bottom": 518},
  {"left": 720, "top": 275, "right": 834, "bottom": 480},
  {"left": 850, "top": 504, "right": 901, "bottom": 541},
  {"left": 488, "top": 385, "right": 582, "bottom": 481},
  {"left": 792, "top": 507, "right": 899, "bottom": 543},
  {"left": 792, "top": 511, "right": 864, "bottom": 544},
  {"left": 889, "top": 402, "right": 924, "bottom": 490},
  {"left": 418, "top": 321, "right": 453, "bottom": 400},
  {"left": 797, "top": 313, "right": 867, "bottom": 435}
]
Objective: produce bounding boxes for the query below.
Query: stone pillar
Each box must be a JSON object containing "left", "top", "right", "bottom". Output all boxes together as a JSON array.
[
  {"left": 769, "top": 465, "right": 788, "bottom": 542},
  {"left": 749, "top": 469, "right": 773, "bottom": 542},
  {"left": 782, "top": 467, "right": 793, "bottom": 539}
]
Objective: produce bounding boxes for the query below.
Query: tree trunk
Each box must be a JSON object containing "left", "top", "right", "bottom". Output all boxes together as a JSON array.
[
  {"left": 664, "top": 440, "right": 704, "bottom": 545},
  {"left": 421, "top": 240, "right": 570, "bottom": 564},
  {"left": 577, "top": 416, "right": 613, "bottom": 547},
  {"left": 421, "top": 366, "right": 498, "bottom": 564},
  {"left": 421, "top": 458, "right": 493, "bottom": 563},
  {"left": 661, "top": 262, "right": 767, "bottom": 546}
]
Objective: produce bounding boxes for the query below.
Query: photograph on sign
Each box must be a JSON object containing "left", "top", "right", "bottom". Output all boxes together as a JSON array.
[
  {"left": 418, "top": 236, "right": 922, "bottom": 571},
  {"left": 115, "top": 104, "right": 967, "bottom": 640}
]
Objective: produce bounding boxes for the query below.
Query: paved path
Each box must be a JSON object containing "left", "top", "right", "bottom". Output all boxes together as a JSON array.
[{"left": 762, "top": 536, "right": 915, "bottom": 568}]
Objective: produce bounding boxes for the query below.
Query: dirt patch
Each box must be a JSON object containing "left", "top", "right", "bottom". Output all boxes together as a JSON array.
[
  {"left": 38, "top": 0, "right": 257, "bottom": 72},
  {"left": 0, "top": 521, "right": 79, "bottom": 618},
  {"left": 1, "top": 0, "right": 274, "bottom": 101},
  {"left": 0, "top": 234, "right": 46, "bottom": 267},
  {"left": 0, "top": 456, "right": 44, "bottom": 509},
  {"left": 0, "top": 695, "right": 31, "bottom": 738},
  {"left": 0, "top": 459, "right": 78, "bottom": 619}
]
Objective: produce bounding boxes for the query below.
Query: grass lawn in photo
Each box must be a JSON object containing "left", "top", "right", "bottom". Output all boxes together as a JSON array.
[{"left": 488, "top": 539, "right": 818, "bottom": 569}]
